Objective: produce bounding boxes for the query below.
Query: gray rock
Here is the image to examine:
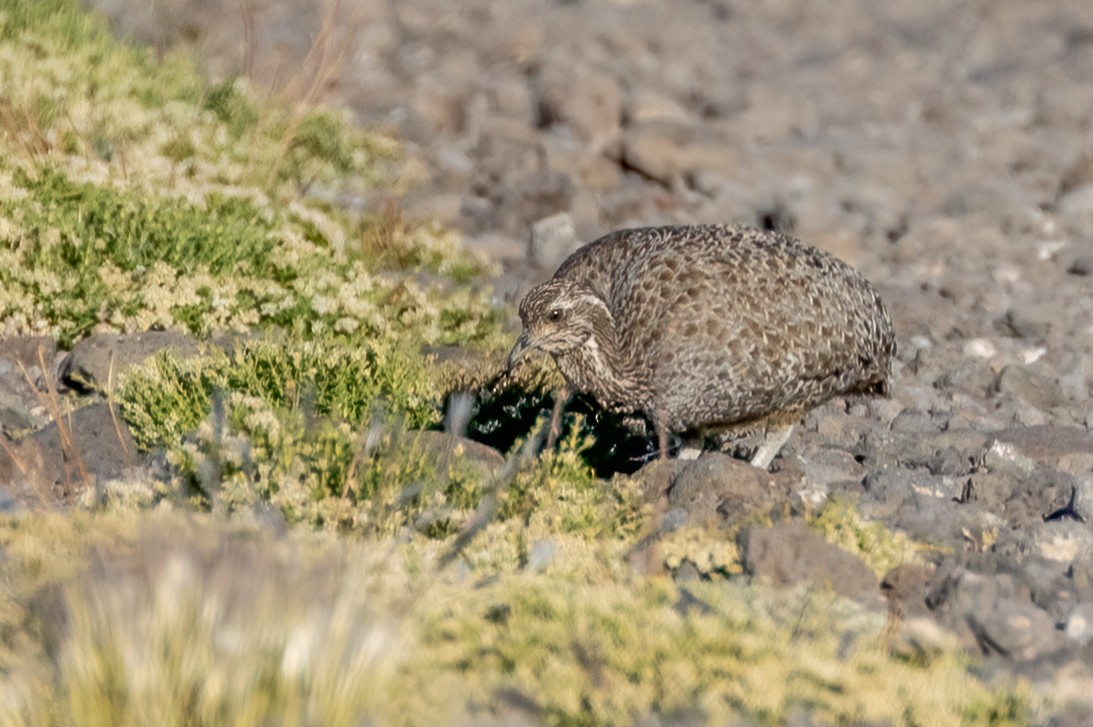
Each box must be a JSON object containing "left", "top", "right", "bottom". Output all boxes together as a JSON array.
[
  {"left": 0, "top": 399, "right": 37, "bottom": 435},
  {"left": 981, "top": 441, "right": 1035, "bottom": 478},
  {"left": 965, "top": 471, "right": 1021, "bottom": 513},
  {"left": 741, "top": 520, "right": 881, "bottom": 608},
  {"left": 865, "top": 467, "right": 966, "bottom": 503},
  {"left": 985, "top": 426, "right": 1093, "bottom": 476},
  {"left": 1063, "top": 250, "right": 1093, "bottom": 277},
  {"left": 528, "top": 212, "right": 581, "bottom": 270},
  {"left": 1058, "top": 183, "right": 1093, "bottom": 218},
  {"left": 0, "top": 336, "right": 57, "bottom": 374},
  {"left": 860, "top": 466, "right": 1005, "bottom": 548},
  {"left": 1062, "top": 602, "right": 1093, "bottom": 646},
  {"left": 0, "top": 337, "right": 60, "bottom": 434},
  {"left": 779, "top": 435, "right": 864, "bottom": 506},
  {"left": 624, "top": 90, "right": 691, "bottom": 125},
  {"left": 540, "top": 134, "right": 622, "bottom": 193},
  {"left": 1023, "top": 521, "right": 1093, "bottom": 564},
  {"left": 999, "top": 304, "right": 1057, "bottom": 340},
  {"left": 863, "top": 429, "right": 989, "bottom": 471},
  {"left": 61, "top": 330, "right": 201, "bottom": 393},
  {"left": 535, "top": 61, "right": 622, "bottom": 142},
  {"left": 889, "top": 408, "right": 939, "bottom": 433},
  {"left": 1073, "top": 473, "right": 1093, "bottom": 524},
  {"left": 966, "top": 593, "right": 1062, "bottom": 663},
  {"left": 620, "top": 130, "right": 677, "bottom": 186},
  {"left": 404, "top": 430, "right": 505, "bottom": 481},
  {"left": 995, "top": 364, "right": 1063, "bottom": 412},
  {"left": 666, "top": 452, "right": 777, "bottom": 528},
  {"left": 903, "top": 446, "right": 971, "bottom": 477},
  {"left": 928, "top": 569, "right": 1064, "bottom": 662},
  {"left": 0, "top": 402, "right": 149, "bottom": 504},
  {"left": 880, "top": 563, "right": 934, "bottom": 619}
]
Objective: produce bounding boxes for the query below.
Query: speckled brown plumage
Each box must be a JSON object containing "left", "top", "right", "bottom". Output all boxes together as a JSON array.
[{"left": 506, "top": 224, "right": 895, "bottom": 465}]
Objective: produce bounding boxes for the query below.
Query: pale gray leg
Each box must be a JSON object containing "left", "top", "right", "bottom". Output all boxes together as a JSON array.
[{"left": 749, "top": 422, "right": 795, "bottom": 469}]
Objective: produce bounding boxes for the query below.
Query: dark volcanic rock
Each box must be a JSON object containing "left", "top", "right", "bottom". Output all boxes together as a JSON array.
[
  {"left": 666, "top": 453, "right": 779, "bottom": 528},
  {"left": 984, "top": 427, "right": 1093, "bottom": 477},
  {"left": 405, "top": 430, "right": 506, "bottom": 481},
  {"left": 0, "top": 337, "right": 59, "bottom": 434},
  {"left": 60, "top": 330, "right": 201, "bottom": 393},
  {"left": 927, "top": 568, "right": 1065, "bottom": 663},
  {"left": 0, "top": 402, "right": 149, "bottom": 504},
  {"left": 741, "top": 520, "right": 881, "bottom": 608}
]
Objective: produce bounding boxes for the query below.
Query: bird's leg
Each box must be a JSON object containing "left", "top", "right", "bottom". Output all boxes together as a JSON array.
[
  {"left": 653, "top": 413, "right": 670, "bottom": 461},
  {"left": 545, "top": 385, "right": 571, "bottom": 450},
  {"left": 749, "top": 421, "right": 795, "bottom": 469}
]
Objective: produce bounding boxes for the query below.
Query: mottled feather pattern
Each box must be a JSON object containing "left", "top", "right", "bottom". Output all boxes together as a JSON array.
[{"left": 513, "top": 224, "right": 895, "bottom": 446}]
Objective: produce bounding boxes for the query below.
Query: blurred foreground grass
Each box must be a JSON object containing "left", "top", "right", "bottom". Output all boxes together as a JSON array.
[
  {"left": 0, "top": 1, "right": 1037, "bottom": 724},
  {"left": 0, "top": 511, "right": 1031, "bottom": 726}
]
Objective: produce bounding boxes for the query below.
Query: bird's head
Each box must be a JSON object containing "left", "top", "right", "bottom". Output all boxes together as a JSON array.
[{"left": 506, "top": 278, "right": 614, "bottom": 370}]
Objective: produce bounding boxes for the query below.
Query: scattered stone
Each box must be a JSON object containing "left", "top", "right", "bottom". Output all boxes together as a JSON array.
[
  {"left": 995, "top": 364, "right": 1063, "bottom": 411},
  {"left": 999, "top": 304, "right": 1056, "bottom": 340},
  {"left": 889, "top": 408, "right": 938, "bottom": 433},
  {"left": 404, "top": 430, "right": 506, "bottom": 481},
  {"left": 1072, "top": 474, "right": 1093, "bottom": 523},
  {"left": 624, "top": 90, "right": 691, "bottom": 125},
  {"left": 1062, "top": 602, "right": 1093, "bottom": 646},
  {"left": 1063, "top": 250, "right": 1092, "bottom": 277},
  {"left": 620, "top": 123, "right": 690, "bottom": 186},
  {"left": 0, "top": 337, "right": 60, "bottom": 433},
  {"left": 741, "top": 520, "right": 881, "bottom": 608},
  {"left": 0, "top": 402, "right": 149, "bottom": 504},
  {"left": 0, "top": 336, "right": 57, "bottom": 373},
  {"left": 779, "top": 435, "right": 864, "bottom": 507},
  {"left": 1023, "top": 521, "right": 1093, "bottom": 564},
  {"left": 1059, "top": 153, "right": 1093, "bottom": 196},
  {"left": 528, "top": 212, "right": 581, "bottom": 270},
  {"left": 1058, "top": 183, "right": 1093, "bottom": 219},
  {"left": 881, "top": 563, "right": 934, "bottom": 619},
  {"left": 535, "top": 61, "right": 622, "bottom": 142},
  {"left": 865, "top": 467, "right": 966, "bottom": 504},
  {"left": 928, "top": 569, "right": 1063, "bottom": 662},
  {"left": 666, "top": 453, "right": 778, "bottom": 528},
  {"left": 966, "top": 596, "right": 1061, "bottom": 662},
  {"left": 60, "top": 330, "right": 201, "bottom": 393},
  {"left": 985, "top": 427, "right": 1093, "bottom": 477}
]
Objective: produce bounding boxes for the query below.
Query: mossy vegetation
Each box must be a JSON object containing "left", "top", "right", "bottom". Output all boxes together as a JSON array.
[
  {"left": 810, "top": 494, "right": 924, "bottom": 576},
  {"left": 0, "top": 0, "right": 499, "bottom": 347},
  {"left": 0, "top": 1, "right": 1041, "bottom": 724}
]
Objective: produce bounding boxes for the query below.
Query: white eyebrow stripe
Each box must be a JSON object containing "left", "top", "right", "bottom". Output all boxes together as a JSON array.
[{"left": 575, "top": 293, "right": 612, "bottom": 316}]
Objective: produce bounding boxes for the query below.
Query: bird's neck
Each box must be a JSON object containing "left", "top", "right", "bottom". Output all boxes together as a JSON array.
[{"left": 557, "top": 328, "right": 648, "bottom": 411}]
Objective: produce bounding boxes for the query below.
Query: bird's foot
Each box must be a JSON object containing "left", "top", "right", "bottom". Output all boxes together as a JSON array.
[{"left": 677, "top": 436, "right": 704, "bottom": 460}]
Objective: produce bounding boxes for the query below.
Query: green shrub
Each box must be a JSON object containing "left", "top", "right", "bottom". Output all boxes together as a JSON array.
[{"left": 0, "top": 0, "right": 499, "bottom": 347}]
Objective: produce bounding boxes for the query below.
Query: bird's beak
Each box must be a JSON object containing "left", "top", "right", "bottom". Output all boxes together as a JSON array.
[{"left": 506, "top": 330, "right": 533, "bottom": 371}]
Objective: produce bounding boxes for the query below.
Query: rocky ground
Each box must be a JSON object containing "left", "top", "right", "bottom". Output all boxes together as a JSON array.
[{"left": 5, "top": 0, "right": 1093, "bottom": 718}]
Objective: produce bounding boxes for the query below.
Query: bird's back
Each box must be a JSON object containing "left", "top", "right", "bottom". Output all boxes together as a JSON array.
[{"left": 553, "top": 225, "right": 895, "bottom": 431}]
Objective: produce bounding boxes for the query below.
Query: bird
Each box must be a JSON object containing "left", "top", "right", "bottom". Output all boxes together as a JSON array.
[{"left": 505, "top": 224, "right": 895, "bottom": 468}]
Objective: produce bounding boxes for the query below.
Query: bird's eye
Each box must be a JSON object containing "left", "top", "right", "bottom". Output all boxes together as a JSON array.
[{"left": 547, "top": 308, "right": 563, "bottom": 322}]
